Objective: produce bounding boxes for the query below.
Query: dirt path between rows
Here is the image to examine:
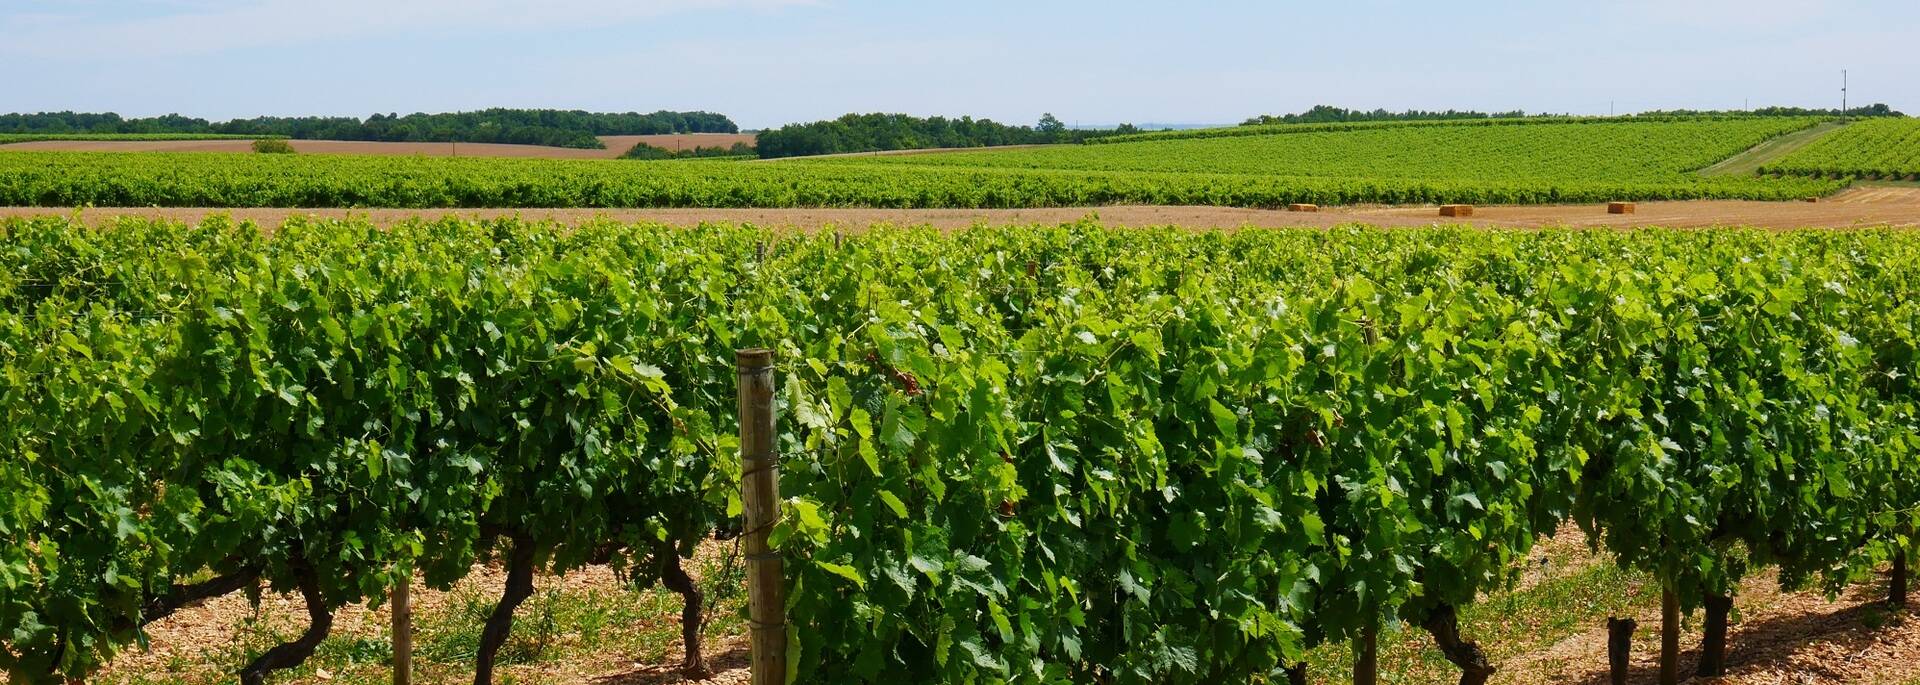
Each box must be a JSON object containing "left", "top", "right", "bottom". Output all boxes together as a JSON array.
[
  {"left": 6, "top": 187, "right": 1916, "bottom": 230},
  {"left": 1510, "top": 572, "right": 1919, "bottom": 685},
  {"left": 1698, "top": 121, "right": 1850, "bottom": 177}
]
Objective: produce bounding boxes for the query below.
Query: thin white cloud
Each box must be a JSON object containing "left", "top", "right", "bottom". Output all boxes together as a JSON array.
[{"left": 1, "top": 0, "right": 819, "bottom": 59}]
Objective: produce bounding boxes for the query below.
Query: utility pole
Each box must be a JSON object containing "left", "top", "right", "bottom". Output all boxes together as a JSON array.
[{"left": 1842, "top": 69, "right": 1848, "bottom": 117}]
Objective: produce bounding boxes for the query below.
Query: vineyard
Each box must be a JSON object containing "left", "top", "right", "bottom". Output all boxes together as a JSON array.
[
  {"left": 0, "top": 117, "right": 1850, "bottom": 209},
  {"left": 836, "top": 118, "right": 1819, "bottom": 184},
  {"left": 0, "top": 133, "right": 268, "bottom": 144},
  {"left": 1760, "top": 118, "right": 1920, "bottom": 180},
  {"left": 1082, "top": 114, "right": 1785, "bottom": 145},
  {"left": 3, "top": 216, "right": 1918, "bottom": 685}
]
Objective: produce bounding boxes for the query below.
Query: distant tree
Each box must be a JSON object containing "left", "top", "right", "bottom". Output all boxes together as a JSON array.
[
  {"left": 1038, "top": 113, "right": 1068, "bottom": 141},
  {"left": 752, "top": 112, "right": 1131, "bottom": 159}
]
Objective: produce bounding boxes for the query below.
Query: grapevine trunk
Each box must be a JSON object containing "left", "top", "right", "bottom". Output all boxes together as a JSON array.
[
  {"left": 238, "top": 561, "right": 332, "bottom": 685},
  {"left": 1606, "top": 617, "right": 1636, "bottom": 685},
  {"left": 658, "top": 543, "right": 709, "bottom": 678},
  {"left": 1697, "top": 594, "right": 1733, "bottom": 677},
  {"left": 475, "top": 537, "right": 537, "bottom": 685},
  {"left": 1423, "top": 604, "right": 1495, "bottom": 685}
]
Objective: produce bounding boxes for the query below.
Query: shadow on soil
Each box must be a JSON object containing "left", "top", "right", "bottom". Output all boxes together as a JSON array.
[
  {"left": 1559, "top": 575, "right": 1910, "bottom": 685},
  {"left": 592, "top": 646, "right": 751, "bottom": 685}
]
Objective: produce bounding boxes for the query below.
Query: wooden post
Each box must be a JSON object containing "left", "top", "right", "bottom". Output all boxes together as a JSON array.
[
  {"left": 1893, "top": 551, "right": 1909, "bottom": 608},
  {"left": 738, "top": 349, "right": 786, "bottom": 685},
  {"left": 1659, "top": 588, "right": 1680, "bottom": 685},
  {"left": 391, "top": 578, "right": 412, "bottom": 685}
]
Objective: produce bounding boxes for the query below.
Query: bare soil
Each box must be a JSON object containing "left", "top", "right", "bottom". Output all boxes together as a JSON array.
[
  {"left": 1504, "top": 571, "right": 1920, "bottom": 685},
  {"left": 0, "top": 133, "right": 757, "bottom": 160},
  {"left": 6, "top": 187, "right": 1917, "bottom": 231}
]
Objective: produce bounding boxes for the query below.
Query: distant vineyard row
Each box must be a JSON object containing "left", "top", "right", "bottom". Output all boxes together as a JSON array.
[
  {"left": 849, "top": 118, "right": 1820, "bottom": 187},
  {"left": 0, "top": 123, "right": 1844, "bottom": 209},
  {"left": 0, "top": 133, "right": 271, "bottom": 144},
  {"left": 1761, "top": 118, "right": 1920, "bottom": 180},
  {"left": 3, "top": 218, "right": 1918, "bottom": 685},
  {"left": 1085, "top": 113, "right": 1830, "bottom": 145}
]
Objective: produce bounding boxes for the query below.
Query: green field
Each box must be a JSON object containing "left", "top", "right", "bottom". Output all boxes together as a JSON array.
[
  {"left": 0, "top": 133, "right": 268, "bottom": 144},
  {"left": 5, "top": 216, "right": 1918, "bottom": 685},
  {"left": 834, "top": 117, "right": 1820, "bottom": 190},
  {"left": 0, "top": 117, "right": 1851, "bottom": 208},
  {"left": 1761, "top": 117, "right": 1920, "bottom": 179}
]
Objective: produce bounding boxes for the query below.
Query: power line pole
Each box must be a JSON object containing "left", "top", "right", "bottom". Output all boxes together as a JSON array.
[{"left": 1842, "top": 69, "right": 1848, "bottom": 116}]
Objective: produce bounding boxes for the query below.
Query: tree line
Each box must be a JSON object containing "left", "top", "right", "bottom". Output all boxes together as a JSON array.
[
  {"left": 1246, "top": 103, "right": 1907, "bottom": 127},
  {"left": 0, "top": 109, "right": 739, "bottom": 150},
  {"left": 753, "top": 113, "right": 1141, "bottom": 159},
  {"left": 620, "top": 141, "right": 757, "bottom": 160},
  {"left": 1242, "top": 105, "right": 1563, "bottom": 126},
  {"left": 1637, "top": 104, "right": 1905, "bottom": 118}
]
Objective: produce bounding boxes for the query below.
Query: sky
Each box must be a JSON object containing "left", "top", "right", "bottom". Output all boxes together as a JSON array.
[{"left": 2, "top": 0, "right": 1915, "bottom": 130}]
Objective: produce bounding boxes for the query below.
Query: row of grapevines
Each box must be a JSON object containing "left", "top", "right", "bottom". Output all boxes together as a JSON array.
[
  {"left": 0, "top": 133, "right": 267, "bottom": 144},
  {"left": 1086, "top": 114, "right": 1827, "bottom": 145},
  {"left": 838, "top": 119, "right": 1821, "bottom": 185},
  {"left": 3, "top": 217, "right": 1917, "bottom": 685},
  {"left": 0, "top": 135, "right": 1844, "bottom": 209},
  {"left": 1760, "top": 118, "right": 1920, "bottom": 179}
]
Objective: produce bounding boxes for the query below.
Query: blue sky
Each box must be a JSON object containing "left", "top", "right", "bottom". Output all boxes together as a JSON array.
[{"left": 2, "top": 0, "right": 1914, "bottom": 130}]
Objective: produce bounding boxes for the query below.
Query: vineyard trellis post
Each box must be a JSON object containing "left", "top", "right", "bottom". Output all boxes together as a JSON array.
[
  {"left": 738, "top": 349, "right": 788, "bottom": 685},
  {"left": 392, "top": 577, "right": 411, "bottom": 685}
]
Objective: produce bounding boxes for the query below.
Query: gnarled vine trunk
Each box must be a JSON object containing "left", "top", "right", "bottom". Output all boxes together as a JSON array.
[
  {"left": 1423, "top": 604, "right": 1495, "bottom": 685},
  {"left": 239, "top": 560, "right": 332, "bottom": 685},
  {"left": 1285, "top": 662, "right": 1308, "bottom": 685},
  {"left": 475, "top": 535, "right": 537, "bottom": 685},
  {"left": 1659, "top": 588, "right": 1680, "bottom": 685},
  {"left": 1893, "top": 551, "right": 1909, "bottom": 608},
  {"left": 657, "top": 542, "right": 710, "bottom": 678},
  {"left": 1354, "top": 620, "right": 1378, "bottom": 685},
  {"left": 1606, "top": 616, "right": 1637, "bottom": 685},
  {"left": 1697, "top": 593, "right": 1732, "bottom": 677},
  {"left": 143, "top": 568, "right": 259, "bottom": 624}
]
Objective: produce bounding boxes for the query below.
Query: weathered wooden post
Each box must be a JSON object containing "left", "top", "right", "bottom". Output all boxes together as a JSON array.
[
  {"left": 738, "top": 349, "right": 786, "bottom": 685},
  {"left": 392, "top": 576, "right": 411, "bottom": 685}
]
